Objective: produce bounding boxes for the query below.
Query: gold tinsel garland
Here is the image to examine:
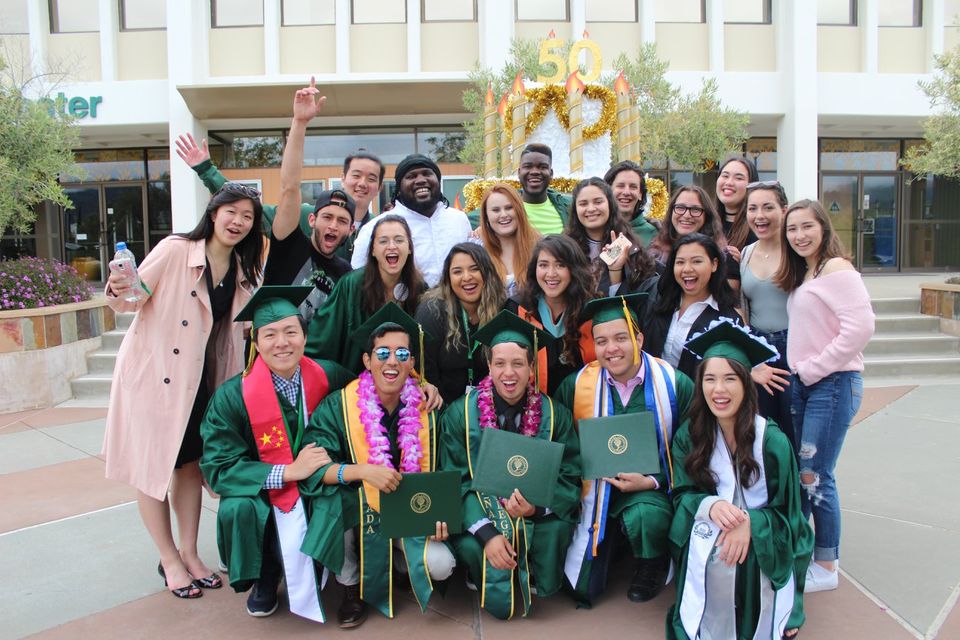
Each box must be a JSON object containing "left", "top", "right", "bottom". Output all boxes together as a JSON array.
[
  {"left": 463, "top": 176, "right": 668, "bottom": 222},
  {"left": 503, "top": 85, "right": 617, "bottom": 145}
]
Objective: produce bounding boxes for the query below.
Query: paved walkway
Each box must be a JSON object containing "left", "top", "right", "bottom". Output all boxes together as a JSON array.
[{"left": 2, "top": 379, "right": 958, "bottom": 639}]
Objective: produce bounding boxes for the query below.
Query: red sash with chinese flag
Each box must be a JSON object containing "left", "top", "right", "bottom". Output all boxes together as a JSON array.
[
  {"left": 516, "top": 305, "right": 595, "bottom": 393},
  {"left": 242, "top": 356, "right": 330, "bottom": 512}
]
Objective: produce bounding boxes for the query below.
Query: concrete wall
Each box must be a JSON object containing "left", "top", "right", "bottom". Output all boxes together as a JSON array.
[
  {"left": 350, "top": 23, "right": 406, "bottom": 72},
  {"left": 724, "top": 24, "right": 776, "bottom": 72},
  {"left": 279, "top": 25, "right": 337, "bottom": 74},
  {"left": 878, "top": 27, "right": 926, "bottom": 73},
  {"left": 47, "top": 33, "right": 101, "bottom": 81},
  {"left": 208, "top": 26, "right": 265, "bottom": 76},
  {"left": 655, "top": 23, "right": 709, "bottom": 71},
  {"left": 117, "top": 31, "right": 167, "bottom": 80},
  {"left": 817, "top": 26, "right": 861, "bottom": 72},
  {"left": 421, "top": 22, "right": 478, "bottom": 72}
]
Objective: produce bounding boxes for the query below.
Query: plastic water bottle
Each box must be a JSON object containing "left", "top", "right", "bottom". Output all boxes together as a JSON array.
[{"left": 109, "top": 242, "right": 143, "bottom": 303}]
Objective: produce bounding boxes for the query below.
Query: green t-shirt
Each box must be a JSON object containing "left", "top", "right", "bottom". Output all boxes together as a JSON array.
[{"left": 524, "top": 199, "right": 565, "bottom": 235}]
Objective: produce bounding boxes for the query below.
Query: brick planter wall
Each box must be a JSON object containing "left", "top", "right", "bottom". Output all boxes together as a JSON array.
[{"left": 920, "top": 282, "right": 960, "bottom": 337}]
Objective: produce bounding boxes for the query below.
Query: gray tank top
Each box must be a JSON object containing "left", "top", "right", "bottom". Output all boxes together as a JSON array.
[{"left": 740, "top": 243, "right": 789, "bottom": 333}]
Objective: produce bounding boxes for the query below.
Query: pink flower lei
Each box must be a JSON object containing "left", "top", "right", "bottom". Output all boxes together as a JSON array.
[
  {"left": 476, "top": 375, "right": 542, "bottom": 438},
  {"left": 357, "top": 370, "right": 425, "bottom": 473}
]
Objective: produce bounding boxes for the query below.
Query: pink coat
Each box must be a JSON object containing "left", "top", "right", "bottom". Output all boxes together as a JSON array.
[{"left": 102, "top": 236, "right": 254, "bottom": 500}]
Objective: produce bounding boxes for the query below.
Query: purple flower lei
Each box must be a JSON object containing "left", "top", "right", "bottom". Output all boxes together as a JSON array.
[
  {"left": 476, "top": 375, "right": 542, "bottom": 438},
  {"left": 357, "top": 370, "right": 425, "bottom": 472}
]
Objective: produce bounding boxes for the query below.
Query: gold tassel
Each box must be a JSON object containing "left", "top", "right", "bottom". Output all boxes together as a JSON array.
[
  {"left": 417, "top": 322, "right": 426, "bottom": 387},
  {"left": 242, "top": 339, "right": 257, "bottom": 377},
  {"left": 622, "top": 297, "right": 639, "bottom": 365},
  {"left": 533, "top": 330, "right": 539, "bottom": 391}
]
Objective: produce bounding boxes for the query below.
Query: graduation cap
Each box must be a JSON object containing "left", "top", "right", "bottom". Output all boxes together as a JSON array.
[
  {"left": 580, "top": 293, "right": 649, "bottom": 366},
  {"left": 235, "top": 285, "right": 312, "bottom": 329},
  {"left": 683, "top": 318, "right": 778, "bottom": 370},
  {"left": 349, "top": 302, "right": 433, "bottom": 381},
  {"left": 235, "top": 285, "right": 312, "bottom": 375},
  {"left": 473, "top": 311, "right": 557, "bottom": 385}
]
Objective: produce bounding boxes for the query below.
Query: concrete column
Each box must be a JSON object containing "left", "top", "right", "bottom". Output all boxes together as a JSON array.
[
  {"left": 335, "top": 0, "right": 350, "bottom": 74},
  {"left": 926, "top": 0, "right": 945, "bottom": 71},
  {"left": 264, "top": 0, "right": 281, "bottom": 76},
  {"left": 637, "top": 0, "right": 656, "bottom": 44},
  {"left": 774, "top": 0, "right": 819, "bottom": 201},
  {"left": 166, "top": 0, "right": 209, "bottom": 232},
  {"left": 478, "top": 0, "right": 514, "bottom": 72},
  {"left": 571, "top": 0, "right": 585, "bottom": 38},
  {"left": 861, "top": 0, "right": 879, "bottom": 73},
  {"left": 26, "top": 0, "right": 48, "bottom": 79},
  {"left": 406, "top": 0, "right": 421, "bottom": 72},
  {"left": 706, "top": 0, "right": 724, "bottom": 72},
  {"left": 98, "top": 0, "right": 118, "bottom": 81}
]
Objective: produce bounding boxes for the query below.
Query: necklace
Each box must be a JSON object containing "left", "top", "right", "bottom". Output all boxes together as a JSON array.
[
  {"left": 357, "top": 371, "right": 425, "bottom": 472},
  {"left": 476, "top": 376, "right": 542, "bottom": 437}
]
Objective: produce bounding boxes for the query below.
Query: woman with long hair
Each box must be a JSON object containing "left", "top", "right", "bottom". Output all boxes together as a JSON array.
[
  {"left": 415, "top": 243, "right": 507, "bottom": 405},
  {"left": 648, "top": 185, "right": 726, "bottom": 263},
  {"left": 506, "top": 234, "right": 597, "bottom": 395},
  {"left": 715, "top": 155, "right": 760, "bottom": 258},
  {"left": 666, "top": 319, "right": 812, "bottom": 640},
  {"left": 775, "top": 199, "right": 874, "bottom": 593},
  {"left": 643, "top": 233, "right": 741, "bottom": 380},
  {"left": 604, "top": 160, "right": 659, "bottom": 247},
  {"left": 566, "top": 177, "right": 659, "bottom": 297},
  {"left": 305, "top": 214, "right": 425, "bottom": 372},
  {"left": 477, "top": 183, "right": 540, "bottom": 295},
  {"left": 740, "top": 181, "right": 795, "bottom": 448},
  {"left": 103, "top": 182, "right": 264, "bottom": 599}
]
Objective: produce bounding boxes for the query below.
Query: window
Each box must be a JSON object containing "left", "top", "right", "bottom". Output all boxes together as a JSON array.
[
  {"left": 49, "top": 0, "right": 99, "bottom": 33},
  {"left": 209, "top": 132, "right": 283, "bottom": 168},
  {"left": 416, "top": 130, "right": 466, "bottom": 163},
  {"left": 724, "top": 0, "right": 771, "bottom": 24},
  {"left": 211, "top": 0, "right": 264, "bottom": 27},
  {"left": 352, "top": 0, "right": 405, "bottom": 24},
  {"left": 817, "top": 0, "right": 856, "bottom": 25},
  {"left": 654, "top": 0, "right": 704, "bottom": 23},
  {"left": 282, "top": 0, "right": 334, "bottom": 25},
  {"left": 515, "top": 0, "right": 568, "bottom": 21},
  {"left": 422, "top": 0, "right": 475, "bottom": 21},
  {"left": 879, "top": 0, "right": 921, "bottom": 26},
  {"left": 300, "top": 180, "right": 326, "bottom": 203},
  {"left": 0, "top": 0, "right": 29, "bottom": 34},
  {"left": 584, "top": 0, "right": 636, "bottom": 22},
  {"left": 121, "top": 0, "right": 166, "bottom": 30},
  {"left": 303, "top": 130, "right": 415, "bottom": 164},
  {"left": 820, "top": 139, "right": 899, "bottom": 171}
]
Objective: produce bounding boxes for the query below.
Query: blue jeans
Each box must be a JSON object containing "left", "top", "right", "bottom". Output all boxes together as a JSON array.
[
  {"left": 755, "top": 330, "right": 795, "bottom": 451},
  {"left": 791, "top": 370, "right": 863, "bottom": 561}
]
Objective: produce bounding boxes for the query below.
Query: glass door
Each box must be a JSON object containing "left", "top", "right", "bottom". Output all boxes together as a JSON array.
[
  {"left": 820, "top": 174, "right": 859, "bottom": 265},
  {"left": 103, "top": 184, "right": 147, "bottom": 265},
  {"left": 63, "top": 187, "right": 104, "bottom": 282},
  {"left": 820, "top": 173, "right": 901, "bottom": 270}
]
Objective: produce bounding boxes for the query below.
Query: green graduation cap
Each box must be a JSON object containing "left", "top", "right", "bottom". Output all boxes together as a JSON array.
[
  {"left": 580, "top": 293, "right": 649, "bottom": 365},
  {"left": 683, "top": 319, "right": 778, "bottom": 369},
  {"left": 473, "top": 310, "right": 557, "bottom": 351},
  {"left": 349, "top": 302, "right": 433, "bottom": 377},
  {"left": 234, "top": 285, "right": 312, "bottom": 330}
]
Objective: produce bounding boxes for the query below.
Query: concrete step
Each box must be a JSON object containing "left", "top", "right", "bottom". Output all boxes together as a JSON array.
[
  {"left": 864, "top": 333, "right": 960, "bottom": 356},
  {"left": 873, "top": 314, "right": 942, "bottom": 334},
  {"left": 86, "top": 351, "right": 119, "bottom": 374},
  {"left": 871, "top": 297, "right": 919, "bottom": 315},
  {"left": 115, "top": 312, "right": 134, "bottom": 330},
  {"left": 69, "top": 374, "right": 113, "bottom": 402},
  {"left": 99, "top": 330, "right": 128, "bottom": 351},
  {"left": 863, "top": 355, "right": 960, "bottom": 379}
]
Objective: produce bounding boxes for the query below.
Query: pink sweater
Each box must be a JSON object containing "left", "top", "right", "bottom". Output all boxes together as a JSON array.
[{"left": 786, "top": 270, "right": 875, "bottom": 386}]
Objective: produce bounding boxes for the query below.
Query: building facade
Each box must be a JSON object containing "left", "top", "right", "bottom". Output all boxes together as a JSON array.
[{"left": 1, "top": 0, "right": 959, "bottom": 277}]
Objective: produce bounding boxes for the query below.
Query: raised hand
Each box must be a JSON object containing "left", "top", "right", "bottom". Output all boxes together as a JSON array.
[
  {"left": 293, "top": 76, "right": 327, "bottom": 123},
  {"left": 174, "top": 133, "right": 210, "bottom": 167}
]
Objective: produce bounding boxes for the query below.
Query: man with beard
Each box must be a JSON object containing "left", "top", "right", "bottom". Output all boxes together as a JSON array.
[
  {"left": 350, "top": 154, "right": 471, "bottom": 287},
  {"left": 467, "top": 143, "right": 571, "bottom": 235}
]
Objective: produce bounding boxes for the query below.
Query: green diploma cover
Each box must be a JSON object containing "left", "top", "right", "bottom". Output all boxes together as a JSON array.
[
  {"left": 380, "top": 471, "right": 464, "bottom": 539},
  {"left": 577, "top": 412, "right": 661, "bottom": 480},
  {"left": 470, "top": 428, "right": 565, "bottom": 507}
]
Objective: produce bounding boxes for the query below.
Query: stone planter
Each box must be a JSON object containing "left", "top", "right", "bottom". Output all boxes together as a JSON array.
[
  {"left": 920, "top": 282, "right": 960, "bottom": 337},
  {"left": 0, "top": 298, "right": 115, "bottom": 412}
]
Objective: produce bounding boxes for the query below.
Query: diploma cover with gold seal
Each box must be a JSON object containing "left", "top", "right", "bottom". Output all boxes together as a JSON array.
[
  {"left": 380, "top": 471, "right": 463, "bottom": 539},
  {"left": 470, "top": 428, "right": 564, "bottom": 507},
  {"left": 577, "top": 412, "right": 661, "bottom": 480}
]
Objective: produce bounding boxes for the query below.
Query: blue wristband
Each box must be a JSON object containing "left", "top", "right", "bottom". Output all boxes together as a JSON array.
[{"left": 337, "top": 464, "right": 347, "bottom": 485}]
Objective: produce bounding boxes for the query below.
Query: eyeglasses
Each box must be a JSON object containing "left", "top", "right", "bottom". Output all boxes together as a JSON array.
[
  {"left": 221, "top": 182, "right": 262, "bottom": 200},
  {"left": 673, "top": 204, "right": 705, "bottom": 218},
  {"left": 373, "top": 346, "right": 411, "bottom": 362},
  {"left": 746, "top": 180, "right": 781, "bottom": 190}
]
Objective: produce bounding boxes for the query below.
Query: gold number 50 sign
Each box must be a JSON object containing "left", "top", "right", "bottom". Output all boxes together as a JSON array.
[{"left": 537, "top": 37, "right": 603, "bottom": 84}]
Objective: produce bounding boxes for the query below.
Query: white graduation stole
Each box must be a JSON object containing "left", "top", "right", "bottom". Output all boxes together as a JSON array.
[{"left": 678, "top": 416, "right": 795, "bottom": 640}]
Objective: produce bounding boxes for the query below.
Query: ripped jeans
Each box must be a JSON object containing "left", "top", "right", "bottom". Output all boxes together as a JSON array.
[{"left": 791, "top": 370, "right": 863, "bottom": 561}]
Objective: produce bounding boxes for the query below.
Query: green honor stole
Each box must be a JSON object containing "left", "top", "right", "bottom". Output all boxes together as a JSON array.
[
  {"left": 242, "top": 356, "right": 330, "bottom": 622},
  {"left": 339, "top": 379, "right": 438, "bottom": 618}
]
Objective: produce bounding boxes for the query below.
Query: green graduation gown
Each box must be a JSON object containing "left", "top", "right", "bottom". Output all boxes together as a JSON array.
[
  {"left": 553, "top": 356, "right": 693, "bottom": 605},
  {"left": 198, "top": 358, "right": 353, "bottom": 591},
  {"left": 438, "top": 388, "right": 582, "bottom": 619},
  {"left": 303, "top": 269, "right": 370, "bottom": 373},
  {"left": 666, "top": 419, "right": 813, "bottom": 639},
  {"left": 301, "top": 381, "right": 443, "bottom": 618},
  {"left": 628, "top": 212, "right": 659, "bottom": 248}
]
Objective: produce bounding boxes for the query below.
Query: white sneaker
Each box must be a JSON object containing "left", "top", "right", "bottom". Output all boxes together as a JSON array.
[{"left": 804, "top": 562, "right": 838, "bottom": 593}]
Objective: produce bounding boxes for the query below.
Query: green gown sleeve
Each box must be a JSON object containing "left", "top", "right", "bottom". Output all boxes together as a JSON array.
[
  {"left": 199, "top": 377, "right": 272, "bottom": 496},
  {"left": 437, "top": 396, "right": 489, "bottom": 530},
  {"left": 547, "top": 398, "right": 582, "bottom": 524},
  {"left": 466, "top": 207, "right": 481, "bottom": 230},
  {"left": 304, "top": 271, "right": 364, "bottom": 371},
  {"left": 673, "top": 370, "right": 695, "bottom": 423},
  {"left": 318, "top": 359, "right": 356, "bottom": 393}
]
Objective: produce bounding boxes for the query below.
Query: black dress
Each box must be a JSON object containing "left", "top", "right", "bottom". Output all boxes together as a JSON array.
[
  {"left": 175, "top": 258, "right": 237, "bottom": 468},
  {"left": 415, "top": 297, "right": 488, "bottom": 406}
]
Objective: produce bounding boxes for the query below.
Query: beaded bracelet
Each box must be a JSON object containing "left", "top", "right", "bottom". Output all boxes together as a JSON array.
[{"left": 337, "top": 464, "right": 347, "bottom": 485}]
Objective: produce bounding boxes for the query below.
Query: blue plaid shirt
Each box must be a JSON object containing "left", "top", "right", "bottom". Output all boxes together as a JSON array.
[{"left": 263, "top": 366, "right": 302, "bottom": 490}]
